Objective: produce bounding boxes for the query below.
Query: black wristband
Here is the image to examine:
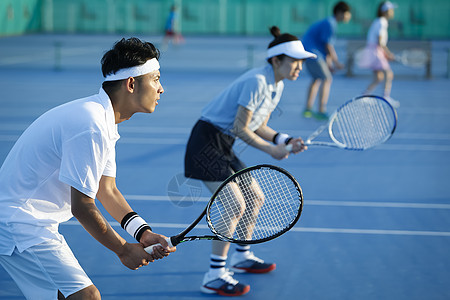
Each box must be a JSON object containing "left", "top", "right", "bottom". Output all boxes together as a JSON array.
[
  {"left": 272, "top": 132, "right": 280, "bottom": 144},
  {"left": 121, "top": 212, "right": 138, "bottom": 229},
  {"left": 135, "top": 224, "right": 152, "bottom": 242}
]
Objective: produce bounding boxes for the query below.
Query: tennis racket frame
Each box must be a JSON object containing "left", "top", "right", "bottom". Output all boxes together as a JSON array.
[
  {"left": 305, "top": 95, "right": 398, "bottom": 150},
  {"left": 146, "top": 164, "right": 303, "bottom": 253}
]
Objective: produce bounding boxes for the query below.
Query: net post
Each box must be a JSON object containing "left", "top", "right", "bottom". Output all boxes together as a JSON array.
[
  {"left": 54, "top": 41, "right": 62, "bottom": 71},
  {"left": 447, "top": 47, "right": 450, "bottom": 79},
  {"left": 247, "top": 44, "right": 254, "bottom": 70},
  {"left": 426, "top": 50, "right": 432, "bottom": 79}
]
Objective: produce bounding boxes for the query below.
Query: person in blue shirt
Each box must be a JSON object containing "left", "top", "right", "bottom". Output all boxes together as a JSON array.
[
  {"left": 162, "top": 5, "right": 184, "bottom": 49},
  {"left": 184, "top": 26, "right": 315, "bottom": 296},
  {"left": 301, "top": 1, "right": 352, "bottom": 120}
]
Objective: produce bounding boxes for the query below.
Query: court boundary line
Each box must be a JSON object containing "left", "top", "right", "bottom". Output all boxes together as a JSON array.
[
  {"left": 3, "top": 125, "right": 450, "bottom": 141},
  {"left": 2, "top": 135, "right": 449, "bottom": 151},
  {"left": 123, "top": 194, "right": 450, "bottom": 209},
  {"left": 60, "top": 220, "right": 450, "bottom": 237}
]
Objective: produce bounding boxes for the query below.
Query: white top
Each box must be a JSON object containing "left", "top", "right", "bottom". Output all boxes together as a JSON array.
[
  {"left": 201, "top": 64, "right": 284, "bottom": 136},
  {"left": 0, "top": 88, "right": 119, "bottom": 255},
  {"left": 367, "top": 17, "right": 389, "bottom": 46}
]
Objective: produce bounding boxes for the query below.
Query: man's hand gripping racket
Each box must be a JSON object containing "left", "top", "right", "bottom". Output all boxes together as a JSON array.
[
  {"left": 145, "top": 164, "right": 303, "bottom": 254},
  {"left": 287, "top": 95, "right": 397, "bottom": 151}
]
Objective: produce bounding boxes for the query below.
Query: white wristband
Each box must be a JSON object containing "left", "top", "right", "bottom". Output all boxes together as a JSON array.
[
  {"left": 275, "top": 133, "right": 290, "bottom": 145},
  {"left": 121, "top": 212, "right": 151, "bottom": 241}
]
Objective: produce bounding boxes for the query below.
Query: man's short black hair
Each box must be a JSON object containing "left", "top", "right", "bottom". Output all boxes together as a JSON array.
[
  {"left": 333, "top": 1, "right": 351, "bottom": 15},
  {"left": 101, "top": 37, "right": 159, "bottom": 92},
  {"left": 101, "top": 37, "right": 159, "bottom": 78}
]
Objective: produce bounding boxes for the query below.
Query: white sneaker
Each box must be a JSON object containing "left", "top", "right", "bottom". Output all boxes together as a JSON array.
[
  {"left": 230, "top": 251, "right": 276, "bottom": 274},
  {"left": 200, "top": 268, "right": 250, "bottom": 296},
  {"left": 385, "top": 96, "right": 400, "bottom": 108}
]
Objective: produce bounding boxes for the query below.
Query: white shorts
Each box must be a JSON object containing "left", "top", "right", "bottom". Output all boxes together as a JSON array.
[{"left": 0, "top": 238, "right": 93, "bottom": 299}]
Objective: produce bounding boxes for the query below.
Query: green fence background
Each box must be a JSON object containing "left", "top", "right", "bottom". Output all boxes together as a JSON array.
[{"left": 1, "top": 0, "right": 449, "bottom": 39}]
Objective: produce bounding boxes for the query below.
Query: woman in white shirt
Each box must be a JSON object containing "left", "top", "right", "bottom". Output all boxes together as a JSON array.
[{"left": 359, "top": 1, "right": 399, "bottom": 107}]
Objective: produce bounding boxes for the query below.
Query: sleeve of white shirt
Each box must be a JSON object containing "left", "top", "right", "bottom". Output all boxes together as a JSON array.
[
  {"left": 59, "top": 130, "right": 111, "bottom": 199},
  {"left": 378, "top": 18, "right": 389, "bottom": 46},
  {"left": 237, "top": 76, "right": 265, "bottom": 112},
  {"left": 367, "top": 19, "right": 382, "bottom": 45},
  {"left": 103, "top": 147, "right": 116, "bottom": 178}
]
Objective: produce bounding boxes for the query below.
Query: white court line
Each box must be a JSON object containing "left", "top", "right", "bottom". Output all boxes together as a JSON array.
[
  {"left": 119, "top": 127, "right": 191, "bottom": 134},
  {"left": 1, "top": 134, "right": 449, "bottom": 151},
  {"left": 117, "top": 127, "right": 450, "bottom": 141},
  {"left": 119, "top": 137, "right": 188, "bottom": 145},
  {"left": 0, "top": 135, "right": 19, "bottom": 142},
  {"left": 123, "top": 195, "right": 450, "bottom": 209},
  {"left": 1, "top": 127, "right": 450, "bottom": 151},
  {"left": 377, "top": 144, "right": 450, "bottom": 151},
  {"left": 290, "top": 227, "right": 450, "bottom": 237},
  {"left": 60, "top": 220, "right": 450, "bottom": 237},
  {"left": 2, "top": 124, "right": 450, "bottom": 141},
  {"left": 116, "top": 138, "right": 450, "bottom": 152},
  {"left": 280, "top": 104, "right": 450, "bottom": 116}
]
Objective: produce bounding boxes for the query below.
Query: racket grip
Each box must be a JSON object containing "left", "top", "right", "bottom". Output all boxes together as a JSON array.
[
  {"left": 285, "top": 141, "right": 302, "bottom": 152},
  {"left": 144, "top": 237, "right": 174, "bottom": 255}
]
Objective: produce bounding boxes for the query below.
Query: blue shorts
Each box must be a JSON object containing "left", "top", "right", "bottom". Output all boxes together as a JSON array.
[
  {"left": 305, "top": 57, "right": 332, "bottom": 80},
  {"left": 0, "top": 238, "right": 93, "bottom": 299}
]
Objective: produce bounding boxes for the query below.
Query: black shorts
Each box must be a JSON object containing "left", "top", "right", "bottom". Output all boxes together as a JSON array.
[{"left": 184, "top": 120, "right": 246, "bottom": 181}]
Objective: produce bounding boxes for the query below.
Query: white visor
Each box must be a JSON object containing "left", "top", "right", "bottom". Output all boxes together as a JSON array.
[
  {"left": 381, "top": 1, "right": 397, "bottom": 12},
  {"left": 104, "top": 58, "right": 160, "bottom": 81},
  {"left": 267, "top": 40, "right": 317, "bottom": 60}
]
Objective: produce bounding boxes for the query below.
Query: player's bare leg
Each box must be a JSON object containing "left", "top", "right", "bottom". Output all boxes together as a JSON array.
[
  {"left": 318, "top": 77, "right": 332, "bottom": 115},
  {"left": 365, "top": 70, "right": 384, "bottom": 94},
  {"left": 304, "top": 79, "right": 322, "bottom": 115},
  {"left": 202, "top": 181, "right": 250, "bottom": 296},
  {"left": 383, "top": 69, "right": 394, "bottom": 97}
]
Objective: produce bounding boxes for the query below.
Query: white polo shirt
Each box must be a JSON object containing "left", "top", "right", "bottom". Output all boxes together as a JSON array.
[
  {"left": 200, "top": 64, "right": 284, "bottom": 135},
  {"left": 367, "top": 17, "right": 389, "bottom": 46},
  {"left": 0, "top": 88, "right": 119, "bottom": 255}
]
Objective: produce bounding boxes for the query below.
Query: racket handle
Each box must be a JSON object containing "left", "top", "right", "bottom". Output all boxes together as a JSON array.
[
  {"left": 285, "top": 141, "right": 303, "bottom": 152},
  {"left": 144, "top": 237, "right": 174, "bottom": 255}
]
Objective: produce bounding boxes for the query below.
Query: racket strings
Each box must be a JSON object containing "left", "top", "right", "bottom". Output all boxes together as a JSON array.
[
  {"left": 332, "top": 97, "right": 395, "bottom": 149},
  {"left": 208, "top": 168, "right": 301, "bottom": 242}
]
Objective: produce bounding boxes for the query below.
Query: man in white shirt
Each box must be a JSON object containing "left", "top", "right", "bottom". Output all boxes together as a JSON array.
[{"left": 0, "top": 37, "right": 176, "bottom": 299}]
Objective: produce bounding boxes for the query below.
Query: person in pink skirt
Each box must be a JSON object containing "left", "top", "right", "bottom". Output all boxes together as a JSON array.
[{"left": 359, "top": 1, "right": 399, "bottom": 107}]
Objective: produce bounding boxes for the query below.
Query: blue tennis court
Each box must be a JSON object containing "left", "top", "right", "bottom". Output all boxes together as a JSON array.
[{"left": 1, "top": 34, "right": 449, "bottom": 299}]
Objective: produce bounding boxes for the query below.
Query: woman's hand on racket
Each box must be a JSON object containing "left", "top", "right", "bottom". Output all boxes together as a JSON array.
[
  {"left": 270, "top": 143, "right": 291, "bottom": 160},
  {"left": 140, "top": 230, "right": 176, "bottom": 260},
  {"left": 287, "top": 137, "right": 308, "bottom": 153}
]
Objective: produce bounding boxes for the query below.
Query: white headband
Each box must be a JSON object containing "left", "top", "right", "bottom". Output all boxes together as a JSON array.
[
  {"left": 104, "top": 58, "right": 160, "bottom": 81},
  {"left": 267, "top": 40, "right": 317, "bottom": 60}
]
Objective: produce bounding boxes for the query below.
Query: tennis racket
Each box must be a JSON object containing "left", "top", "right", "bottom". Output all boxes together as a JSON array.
[
  {"left": 394, "top": 49, "right": 428, "bottom": 67},
  {"left": 288, "top": 95, "right": 397, "bottom": 151},
  {"left": 145, "top": 164, "right": 303, "bottom": 254}
]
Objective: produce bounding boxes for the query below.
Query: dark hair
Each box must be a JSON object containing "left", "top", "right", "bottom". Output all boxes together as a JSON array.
[
  {"left": 377, "top": 1, "right": 388, "bottom": 17},
  {"left": 333, "top": 1, "right": 351, "bottom": 15},
  {"left": 267, "top": 26, "right": 298, "bottom": 64},
  {"left": 101, "top": 37, "right": 160, "bottom": 91}
]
